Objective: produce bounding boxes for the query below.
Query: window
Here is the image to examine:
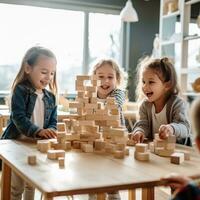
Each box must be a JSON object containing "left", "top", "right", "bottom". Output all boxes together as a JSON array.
[{"left": 0, "top": 3, "right": 122, "bottom": 95}]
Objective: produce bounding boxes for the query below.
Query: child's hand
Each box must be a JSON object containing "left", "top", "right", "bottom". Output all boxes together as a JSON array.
[
  {"left": 129, "top": 131, "right": 145, "bottom": 143},
  {"left": 161, "top": 173, "right": 191, "bottom": 194},
  {"left": 37, "top": 129, "right": 57, "bottom": 139},
  {"left": 159, "top": 124, "right": 174, "bottom": 139}
]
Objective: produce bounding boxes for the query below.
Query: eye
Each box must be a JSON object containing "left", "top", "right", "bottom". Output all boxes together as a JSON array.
[
  {"left": 98, "top": 75, "right": 104, "bottom": 79},
  {"left": 41, "top": 71, "right": 47, "bottom": 74},
  {"left": 108, "top": 76, "right": 113, "bottom": 79},
  {"left": 149, "top": 81, "right": 155, "bottom": 84},
  {"left": 51, "top": 72, "right": 55, "bottom": 76}
]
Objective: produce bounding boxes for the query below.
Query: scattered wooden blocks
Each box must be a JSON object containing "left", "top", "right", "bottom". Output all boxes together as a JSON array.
[{"left": 58, "top": 157, "right": 65, "bottom": 168}]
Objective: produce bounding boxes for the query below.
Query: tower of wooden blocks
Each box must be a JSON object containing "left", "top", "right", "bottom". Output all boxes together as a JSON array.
[
  {"left": 149, "top": 133, "right": 176, "bottom": 157},
  {"left": 134, "top": 143, "right": 150, "bottom": 161}
]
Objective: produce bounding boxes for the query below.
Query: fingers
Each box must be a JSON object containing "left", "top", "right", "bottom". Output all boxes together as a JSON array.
[
  {"left": 39, "top": 129, "right": 57, "bottom": 139},
  {"left": 159, "top": 125, "right": 170, "bottom": 139}
]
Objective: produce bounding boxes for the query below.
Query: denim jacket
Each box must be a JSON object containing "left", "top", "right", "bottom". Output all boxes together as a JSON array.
[{"left": 2, "top": 80, "right": 57, "bottom": 139}]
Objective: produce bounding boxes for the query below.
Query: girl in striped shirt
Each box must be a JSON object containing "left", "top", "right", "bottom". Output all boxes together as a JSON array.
[{"left": 89, "top": 58, "right": 126, "bottom": 200}]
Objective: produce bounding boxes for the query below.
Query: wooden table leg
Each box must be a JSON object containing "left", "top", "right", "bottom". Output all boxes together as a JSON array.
[
  {"left": 1, "top": 161, "right": 11, "bottom": 200},
  {"left": 43, "top": 193, "right": 53, "bottom": 200},
  {"left": 142, "top": 187, "right": 154, "bottom": 200},
  {"left": 97, "top": 193, "right": 106, "bottom": 200},
  {"left": 128, "top": 189, "right": 136, "bottom": 200}
]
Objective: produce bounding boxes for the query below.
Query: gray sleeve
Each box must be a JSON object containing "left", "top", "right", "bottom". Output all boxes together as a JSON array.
[
  {"left": 132, "top": 101, "right": 151, "bottom": 137},
  {"left": 170, "top": 99, "right": 191, "bottom": 139}
]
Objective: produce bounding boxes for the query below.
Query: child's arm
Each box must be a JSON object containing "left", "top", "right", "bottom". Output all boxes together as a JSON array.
[
  {"left": 167, "top": 98, "right": 190, "bottom": 139},
  {"left": 129, "top": 101, "right": 150, "bottom": 142},
  {"left": 11, "top": 85, "right": 40, "bottom": 138}
]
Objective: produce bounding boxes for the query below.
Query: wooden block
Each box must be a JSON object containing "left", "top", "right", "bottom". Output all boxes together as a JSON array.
[
  {"left": 47, "top": 150, "right": 65, "bottom": 160},
  {"left": 91, "top": 79, "right": 101, "bottom": 86},
  {"left": 125, "top": 148, "right": 129, "bottom": 155},
  {"left": 106, "top": 120, "right": 120, "bottom": 127},
  {"left": 37, "top": 140, "right": 51, "bottom": 153},
  {"left": 110, "top": 109, "right": 119, "bottom": 115},
  {"left": 90, "top": 97, "right": 98, "bottom": 103},
  {"left": 171, "top": 152, "right": 184, "bottom": 164},
  {"left": 167, "top": 135, "right": 176, "bottom": 143},
  {"left": 135, "top": 143, "right": 148, "bottom": 153},
  {"left": 106, "top": 97, "right": 115, "bottom": 104},
  {"left": 57, "top": 132, "right": 66, "bottom": 144},
  {"left": 127, "top": 139, "right": 136, "bottom": 146},
  {"left": 65, "top": 141, "right": 72, "bottom": 150},
  {"left": 57, "top": 122, "right": 66, "bottom": 132},
  {"left": 77, "top": 91, "right": 85, "bottom": 98},
  {"left": 94, "top": 140, "right": 105, "bottom": 151},
  {"left": 82, "top": 144, "right": 93, "bottom": 153},
  {"left": 149, "top": 142, "right": 154, "bottom": 153},
  {"left": 114, "top": 150, "right": 124, "bottom": 159},
  {"left": 73, "top": 141, "right": 81, "bottom": 149},
  {"left": 77, "top": 75, "right": 90, "bottom": 80},
  {"left": 79, "top": 120, "right": 95, "bottom": 126},
  {"left": 84, "top": 103, "right": 98, "bottom": 109},
  {"left": 115, "top": 143, "right": 126, "bottom": 151},
  {"left": 157, "top": 148, "right": 174, "bottom": 157},
  {"left": 134, "top": 151, "right": 150, "bottom": 161},
  {"left": 85, "top": 86, "right": 97, "bottom": 93},
  {"left": 176, "top": 150, "right": 190, "bottom": 161},
  {"left": 58, "top": 157, "right": 65, "bottom": 168},
  {"left": 27, "top": 155, "right": 37, "bottom": 165},
  {"left": 69, "top": 102, "right": 83, "bottom": 108}
]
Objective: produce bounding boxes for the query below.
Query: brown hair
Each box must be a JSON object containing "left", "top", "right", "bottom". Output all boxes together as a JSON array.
[
  {"left": 136, "top": 57, "right": 179, "bottom": 101},
  {"left": 92, "top": 59, "right": 124, "bottom": 86},
  {"left": 12, "top": 46, "right": 57, "bottom": 95}
]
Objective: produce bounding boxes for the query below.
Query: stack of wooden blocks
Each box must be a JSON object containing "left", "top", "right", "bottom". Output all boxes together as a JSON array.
[{"left": 33, "top": 75, "right": 129, "bottom": 166}]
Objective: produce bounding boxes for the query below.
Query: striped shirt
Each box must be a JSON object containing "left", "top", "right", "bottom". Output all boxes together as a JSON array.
[{"left": 109, "top": 89, "right": 126, "bottom": 126}]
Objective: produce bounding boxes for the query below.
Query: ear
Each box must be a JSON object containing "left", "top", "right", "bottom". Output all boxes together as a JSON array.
[
  {"left": 164, "top": 81, "right": 171, "bottom": 91},
  {"left": 24, "top": 64, "right": 31, "bottom": 74},
  {"left": 195, "top": 136, "right": 200, "bottom": 152}
]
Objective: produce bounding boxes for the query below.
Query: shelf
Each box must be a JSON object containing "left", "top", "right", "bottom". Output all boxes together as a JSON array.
[
  {"left": 162, "top": 10, "right": 180, "bottom": 19},
  {"left": 184, "top": 34, "right": 200, "bottom": 41},
  {"left": 182, "top": 92, "right": 200, "bottom": 96},
  {"left": 185, "top": 0, "right": 200, "bottom": 5}
]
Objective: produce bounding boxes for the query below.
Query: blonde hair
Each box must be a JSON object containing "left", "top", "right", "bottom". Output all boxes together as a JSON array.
[
  {"left": 92, "top": 58, "right": 124, "bottom": 87},
  {"left": 12, "top": 46, "right": 57, "bottom": 95},
  {"left": 135, "top": 56, "right": 179, "bottom": 102}
]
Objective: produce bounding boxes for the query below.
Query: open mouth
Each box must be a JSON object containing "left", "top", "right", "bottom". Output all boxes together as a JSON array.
[
  {"left": 101, "top": 85, "right": 110, "bottom": 90},
  {"left": 146, "top": 92, "right": 153, "bottom": 98},
  {"left": 40, "top": 81, "right": 48, "bottom": 86}
]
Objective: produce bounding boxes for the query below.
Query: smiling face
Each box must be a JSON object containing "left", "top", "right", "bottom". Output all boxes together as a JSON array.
[
  {"left": 142, "top": 68, "right": 169, "bottom": 108},
  {"left": 25, "top": 55, "right": 56, "bottom": 93},
  {"left": 95, "top": 64, "right": 117, "bottom": 99}
]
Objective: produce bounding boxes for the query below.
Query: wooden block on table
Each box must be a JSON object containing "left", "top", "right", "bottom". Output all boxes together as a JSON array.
[
  {"left": 94, "top": 140, "right": 105, "bottom": 151},
  {"left": 156, "top": 148, "right": 174, "bottom": 157},
  {"left": 106, "top": 120, "right": 120, "bottom": 127},
  {"left": 73, "top": 141, "right": 81, "bottom": 149},
  {"left": 90, "top": 97, "right": 98, "bottom": 103},
  {"left": 37, "top": 140, "right": 51, "bottom": 153},
  {"left": 69, "top": 102, "right": 83, "bottom": 108},
  {"left": 84, "top": 103, "right": 98, "bottom": 109},
  {"left": 82, "top": 143, "right": 94, "bottom": 152},
  {"left": 65, "top": 141, "right": 72, "bottom": 150},
  {"left": 125, "top": 148, "right": 129, "bottom": 155},
  {"left": 114, "top": 150, "right": 124, "bottom": 159},
  {"left": 149, "top": 142, "right": 155, "bottom": 153},
  {"left": 134, "top": 151, "right": 150, "bottom": 161},
  {"left": 47, "top": 150, "right": 65, "bottom": 160},
  {"left": 85, "top": 86, "right": 97, "bottom": 93},
  {"left": 135, "top": 143, "right": 148, "bottom": 153},
  {"left": 27, "top": 155, "right": 37, "bottom": 165},
  {"left": 171, "top": 152, "right": 184, "bottom": 164},
  {"left": 57, "top": 132, "right": 66, "bottom": 144},
  {"left": 167, "top": 135, "right": 176, "bottom": 143},
  {"left": 115, "top": 143, "right": 126, "bottom": 151},
  {"left": 58, "top": 157, "right": 65, "bottom": 168}
]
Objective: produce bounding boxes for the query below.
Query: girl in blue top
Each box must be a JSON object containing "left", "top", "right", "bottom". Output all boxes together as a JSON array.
[{"left": 2, "top": 46, "right": 57, "bottom": 200}]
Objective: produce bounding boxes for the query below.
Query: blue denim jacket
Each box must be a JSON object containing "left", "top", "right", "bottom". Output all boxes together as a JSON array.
[{"left": 2, "top": 80, "right": 57, "bottom": 139}]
